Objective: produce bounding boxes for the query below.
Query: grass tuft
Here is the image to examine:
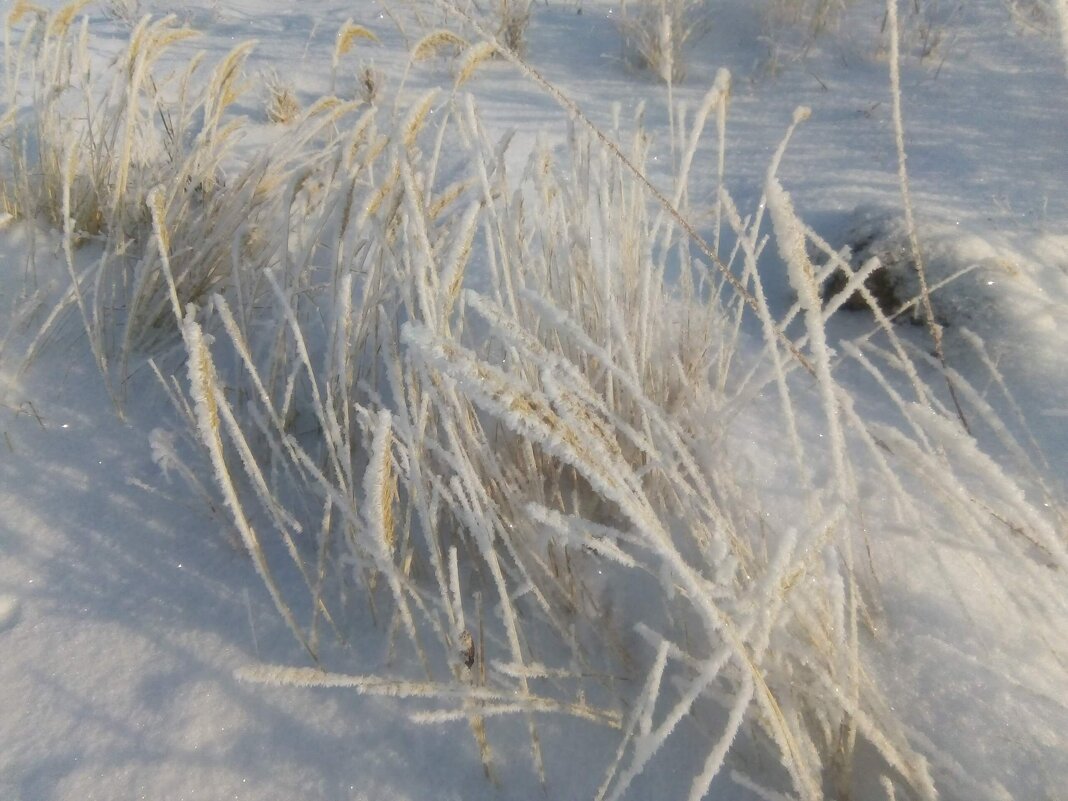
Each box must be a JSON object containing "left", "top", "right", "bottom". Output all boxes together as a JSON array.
[
  {"left": 617, "top": 0, "right": 710, "bottom": 83},
  {"left": 264, "top": 69, "right": 301, "bottom": 124}
]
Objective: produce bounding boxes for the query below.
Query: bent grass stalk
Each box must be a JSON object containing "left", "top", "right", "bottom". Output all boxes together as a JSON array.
[
  {"left": 885, "top": 0, "right": 969, "bottom": 433},
  {"left": 149, "top": 188, "right": 316, "bottom": 663}
]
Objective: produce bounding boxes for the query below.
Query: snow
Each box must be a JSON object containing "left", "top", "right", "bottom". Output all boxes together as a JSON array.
[
  {"left": 2, "top": 1, "right": 1067, "bottom": 799},
  {"left": 0, "top": 324, "right": 500, "bottom": 800},
  {"left": 0, "top": 594, "right": 19, "bottom": 630}
]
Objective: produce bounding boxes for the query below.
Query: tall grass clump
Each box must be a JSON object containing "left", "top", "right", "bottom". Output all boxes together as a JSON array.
[
  {"left": 444, "top": 0, "right": 533, "bottom": 55},
  {"left": 492, "top": 0, "right": 533, "bottom": 53},
  {"left": 4, "top": 5, "right": 1066, "bottom": 801},
  {"left": 220, "top": 72, "right": 1063, "bottom": 794},
  {"left": 618, "top": 0, "right": 711, "bottom": 82},
  {"left": 1, "top": 2, "right": 363, "bottom": 401}
]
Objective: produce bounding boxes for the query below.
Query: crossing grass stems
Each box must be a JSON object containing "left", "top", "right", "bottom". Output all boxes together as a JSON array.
[{"left": 2, "top": 3, "right": 1065, "bottom": 800}]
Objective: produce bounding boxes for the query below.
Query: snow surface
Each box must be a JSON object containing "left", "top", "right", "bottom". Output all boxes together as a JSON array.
[{"left": 2, "top": 1, "right": 1067, "bottom": 799}]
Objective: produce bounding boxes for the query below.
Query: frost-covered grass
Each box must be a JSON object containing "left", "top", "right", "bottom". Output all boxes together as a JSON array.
[
  {"left": 616, "top": 0, "right": 711, "bottom": 82},
  {"left": 2, "top": 2, "right": 1067, "bottom": 801},
  {"left": 0, "top": 8, "right": 362, "bottom": 402}
]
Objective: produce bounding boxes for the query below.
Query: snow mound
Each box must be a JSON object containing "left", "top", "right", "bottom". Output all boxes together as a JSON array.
[{"left": 823, "top": 205, "right": 1067, "bottom": 348}]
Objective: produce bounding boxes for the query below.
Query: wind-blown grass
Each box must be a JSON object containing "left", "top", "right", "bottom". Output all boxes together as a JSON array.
[
  {"left": 1, "top": 7, "right": 365, "bottom": 403},
  {"left": 2, "top": 4, "right": 1065, "bottom": 801}
]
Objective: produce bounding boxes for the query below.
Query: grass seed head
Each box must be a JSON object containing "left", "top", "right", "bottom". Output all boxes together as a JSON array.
[
  {"left": 454, "top": 41, "right": 499, "bottom": 88},
  {"left": 9, "top": 0, "right": 46, "bottom": 26},
  {"left": 403, "top": 90, "right": 440, "bottom": 148},
  {"left": 45, "top": 0, "right": 90, "bottom": 37},
  {"left": 264, "top": 70, "right": 301, "bottom": 124},
  {"left": 411, "top": 29, "right": 467, "bottom": 62},
  {"left": 334, "top": 19, "right": 378, "bottom": 67}
]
